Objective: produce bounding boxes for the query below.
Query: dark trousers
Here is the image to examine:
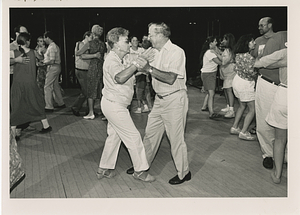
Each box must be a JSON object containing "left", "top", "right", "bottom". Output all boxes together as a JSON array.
[{"left": 72, "top": 68, "right": 88, "bottom": 112}]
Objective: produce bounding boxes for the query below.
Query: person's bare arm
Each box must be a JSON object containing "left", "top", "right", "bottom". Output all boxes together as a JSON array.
[
  {"left": 10, "top": 54, "right": 30, "bottom": 65},
  {"left": 76, "top": 42, "right": 89, "bottom": 56},
  {"left": 135, "top": 57, "right": 178, "bottom": 85},
  {"left": 114, "top": 64, "right": 138, "bottom": 84}
]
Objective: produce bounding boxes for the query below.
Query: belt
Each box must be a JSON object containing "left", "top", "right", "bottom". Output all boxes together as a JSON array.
[
  {"left": 260, "top": 75, "right": 279, "bottom": 86},
  {"left": 157, "top": 90, "right": 181, "bottom": 99},
  {"left": 48, "top": 64, "right": 60, "bottom": 68},
  {"left": 75, "top": 68, "right": 88, "bottom": 72},
  {"left": 279, "top": 83, "right": 287, "bottom": 88}
]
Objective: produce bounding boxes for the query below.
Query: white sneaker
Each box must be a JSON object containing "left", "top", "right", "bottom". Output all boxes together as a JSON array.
[
  {"left": 239, "top": 131, "right": 256, "bottom": 141},
  {"left": 134, "top": 108, "right": 142, "bottom": 113},
  {"left": 224, "top": 110, "right": 235, "bottom": 118},
  {"left": 230, "top": 127, "right": 241, "bottom": 135},
  {"left": 142, "top": 104, "right": 149, "bottom": 113},
  {"left": 16, "top": 128, "right": 22, "bottom": 137},
  {"left": 221, "top": 106, "right": 229, "bottom": 112}
]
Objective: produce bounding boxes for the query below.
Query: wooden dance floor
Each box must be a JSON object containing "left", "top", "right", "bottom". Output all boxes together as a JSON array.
[{"left": 10, "top": 85, "right": 287, "bottom": 198}]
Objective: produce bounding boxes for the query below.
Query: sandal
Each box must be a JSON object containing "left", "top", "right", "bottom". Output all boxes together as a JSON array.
[
  {"left": 96, "top": 168, "right": 116, "bottom": 179},
  {"left": 133, "top": 171, "right": 156, "bottom": 182},
  {"left": 209, "top": 113, "right": 222, "bottom": 119}
]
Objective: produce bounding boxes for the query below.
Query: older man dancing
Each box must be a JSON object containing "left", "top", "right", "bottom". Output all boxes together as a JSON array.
[{"left": 127, "top": 22, "right": 191, "bottom": 185}]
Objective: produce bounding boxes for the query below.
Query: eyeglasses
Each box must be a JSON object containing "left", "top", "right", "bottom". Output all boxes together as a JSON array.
[{"left": 258, "top": 24, "right": 268, "bottom": 28}]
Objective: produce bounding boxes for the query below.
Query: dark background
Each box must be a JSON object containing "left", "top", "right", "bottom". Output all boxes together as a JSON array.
[{"left": 10, "top": 7, "right": 287, "bottom": 88}]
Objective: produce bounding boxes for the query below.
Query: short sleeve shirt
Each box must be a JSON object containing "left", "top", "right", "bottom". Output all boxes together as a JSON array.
[
  {"left": 150, "top": 39, "right": 187, "bottom": 95},
  {"left": 102, "top": 51, "right": 135, "bottom": 105},
  {"left": 222, "top": 48, "right": 234, "bottom": 65},
  {"left": 44, "top": 42, "right": 61, "bottom": 65},
  {"left": 201, "top": 50, "right": 218, "bottom": 73},
  {"left": 234, "top": 53, "right": 257, "bottom": 81},
  {"left": 259, "top": 31, "right": 287, "bottom": 83},
  {"left": 256, "top": 48, "right": 287, "bottom": 85}
]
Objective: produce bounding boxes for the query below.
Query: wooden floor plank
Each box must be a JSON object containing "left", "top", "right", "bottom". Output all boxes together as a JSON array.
[{"left": 9, "top": 87, "right": 288, "bottom": 198}]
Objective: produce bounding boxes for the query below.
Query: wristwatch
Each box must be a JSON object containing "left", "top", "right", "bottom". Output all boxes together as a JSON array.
[
  {"left": 132, "top": 61, "right": 139, "bottom": 68},
  {"left": 148, "top": 67, "right": 153, "bottom": 73}
]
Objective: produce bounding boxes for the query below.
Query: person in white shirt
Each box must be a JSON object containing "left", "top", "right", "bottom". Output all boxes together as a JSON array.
[
  {"left": 199, "top": 36, "right": 223, "bottom": 119},
  {"left": 42, "top": 31, "right": 65, "bottom": 112},
  {"left": 219, "top": 33, "right": 236, "bottom": 118},
  {"left": 128, "top": 36, "right": 150, "bottom": 113},
  {"left": 127, "top": 22, "right": 191, "bottom": 185},
  {"left": 97, "top": 27, "right": 155, "bottom": 183}
]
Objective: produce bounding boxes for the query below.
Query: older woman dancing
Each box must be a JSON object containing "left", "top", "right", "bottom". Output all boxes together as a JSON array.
[
  {"left": 76, "top": 25, "right": 106, "bottom": 119},
  {"left": 96, "top": 27, "right": 155, "bottom": 182}
]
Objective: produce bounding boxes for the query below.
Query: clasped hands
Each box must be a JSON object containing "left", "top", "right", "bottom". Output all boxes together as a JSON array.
[{"left": 132, "top": 47, "right": 155, "bottom": 75}]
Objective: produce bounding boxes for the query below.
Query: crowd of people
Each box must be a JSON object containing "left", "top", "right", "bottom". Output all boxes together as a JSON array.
[
  {"left": 199, "top": 17, "right": 287, "bottom": 184},
  {"left": 9, "top": 16, "right": 287, "bottom": 192}
]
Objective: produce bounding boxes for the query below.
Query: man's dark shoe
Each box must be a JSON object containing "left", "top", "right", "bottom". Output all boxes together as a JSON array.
[
  {"left": 45, "top": 108, "right": 54, "bottom": 113},
  {"left": 169, "top": 171, "right": 191, "bottom": 185},
  {"left": 56, "top": 104, "right": 66, "bottom": 109},
  {"left": 126, "top": 167, "right": 134, "bottom": 175},
  {"left": 263, "top": 157, "right": 273, "bottom": 169},
  {"left": 39, "top": 126, "right": 52, "bottom": 134},
  {"left": 71, "top": 107, "right": 80, "bottom": 116},
  {"left": 99, "top": 113, "right": 107, "bottom": 121}
]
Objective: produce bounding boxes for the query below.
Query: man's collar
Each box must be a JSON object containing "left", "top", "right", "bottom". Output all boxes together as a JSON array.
[
  {"left": 160, "top": 39, "right": 171, "bottom": 51},
  {"left": 263, "top": 31, "right": 275, "bottom": 39}
]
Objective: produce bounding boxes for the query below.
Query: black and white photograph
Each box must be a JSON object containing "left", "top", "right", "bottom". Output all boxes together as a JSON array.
[{"left": 2, "top": 0, "right": 300, "bottom": 214}]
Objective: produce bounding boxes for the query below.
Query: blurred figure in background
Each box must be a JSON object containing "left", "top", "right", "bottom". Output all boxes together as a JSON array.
[
  {"left": 43, "top": 31, "right": 66, "bottom": 112},
  {"left": 199, "top": 36, "right": 223, "bottom": 119},
  {"left": 71, "top": 31, "right": 93, "bottom": 116},
  {"left": 11, "top": 32, "right": 52, "bottom": 135},
  {"left": 219, "top": 33, "right": 236, "bottom": 118},
  {"left": 230, "top": 34, "right": 257, "bottom": 141},
  {"left": 35, "top": 36, "right": 48, "bottom": 92},
  {"left": 129, "top": 36, "right": 150, "bottom": 113},
  {"left": 76, "top": 25, "right": 107, "bottom": 120}
]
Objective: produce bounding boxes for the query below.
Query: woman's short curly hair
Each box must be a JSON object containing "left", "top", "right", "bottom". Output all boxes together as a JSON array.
[{"left": 106, "top": 27, "right": 129, "bottom": 49}]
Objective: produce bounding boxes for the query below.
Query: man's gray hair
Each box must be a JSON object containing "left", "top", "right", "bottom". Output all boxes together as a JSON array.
[
  {"left": 91, "top": 25, "right": 103, "bottom": 37},
  {"left": 148, "top": 22, "right": 171, "bottom": 38}
]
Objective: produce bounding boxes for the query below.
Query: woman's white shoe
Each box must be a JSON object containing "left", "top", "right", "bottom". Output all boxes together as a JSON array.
[{"left": 83, "top": 114, "right": 95, "bottom": 120}]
